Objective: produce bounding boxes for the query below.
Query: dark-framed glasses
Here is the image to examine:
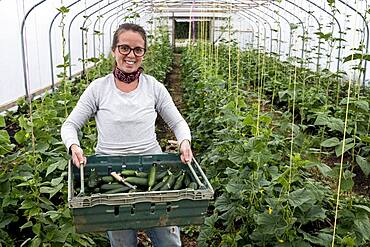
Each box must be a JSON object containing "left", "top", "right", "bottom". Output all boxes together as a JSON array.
[{"left": 116, "top": 44, "right": 146, "bottom": 57}]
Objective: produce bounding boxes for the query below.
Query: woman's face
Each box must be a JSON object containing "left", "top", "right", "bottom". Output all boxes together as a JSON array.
[{"left": 112, "top": 30, "right": 145, "bottom": 73}]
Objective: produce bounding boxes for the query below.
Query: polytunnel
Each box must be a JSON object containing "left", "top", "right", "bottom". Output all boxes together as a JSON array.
[{"left": 1, "top": 0, "right": 370, "bottom": 246}]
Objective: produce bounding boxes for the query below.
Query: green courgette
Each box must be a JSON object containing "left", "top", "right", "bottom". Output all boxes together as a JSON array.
[
  {"left": 160, "top": 173, "right": 176, "bottom": 191},
  {"left": 134, "top": 171, "right": 148, "bottom": 178},
  {"left": 173, "top": 171, "right": 185, "bottom": 190},
  {"left": 100, "top": 175, "right": 114, "bottom": 183},
  {"left": 151, "top": 175, "right": 169, "bottom": 191},
  {"left": 124, "top": 176, "right": 148, "bottom": 186},
  {"left": 188, "top": 182, "right": 198, "bottom": 190},
  {"left": 100, "top": 183, "right": 126, "bottom": 191},
  {"left": 156, "top": 169, "right": 170, "bottom": 181},
  {"left": 121, "top": 169, "right": 136, "bottom": 176},
  {"left": 148, "top": 163, "right": 157, "bottom": 191},
  {"left": 103, "top": 186, "right": 130, "bottom": 194}
]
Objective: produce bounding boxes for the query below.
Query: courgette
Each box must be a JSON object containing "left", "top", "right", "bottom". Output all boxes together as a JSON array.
[
  {"left": 134, "top": 171, "right": 148, "bottom": 178},
  {"left": 100, "top": 175, "right": 114, "bottom": 183},
  {"left": 156, "top": 169, "right": 170, "bottom": 181},
  {"left": 188, "top": 182, "right": 198, "bottom": 190},
  {"left": 100, "top": 183, "right": 126, "bottom": 191},
  {"left": 121, "top": 169, "right": 136, "bottom": 176},
  {"left": 151, "top": 175, "right": 169, "bottom": 191},
  {"left": 124, "top": 177, "right": 148, "bottom": 186},
  {"left": 173, "top": 171, "right": 185, "bottom": 190},
  {"left": 103, "top": 186, "right": 130, "bottom": 194},
  {"left": 148, "top": 163, "right": 157, "bottom": 191},
  {"left": 160, "top": 173, "right": 176, "bottom": 191}
]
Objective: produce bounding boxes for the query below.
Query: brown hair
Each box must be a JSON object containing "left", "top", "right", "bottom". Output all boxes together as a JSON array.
[{"left": 111, "top": 23, "right": 147, "bottom": 51}]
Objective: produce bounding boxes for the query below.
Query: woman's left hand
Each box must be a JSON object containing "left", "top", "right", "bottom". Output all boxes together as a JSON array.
[{"left": 179, "top": 139, "right": 193, "bottom": 164}]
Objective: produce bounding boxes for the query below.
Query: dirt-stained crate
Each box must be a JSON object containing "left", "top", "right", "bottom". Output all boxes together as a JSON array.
[{"left": 67, "top": 153, "right": 213, "bottom": 233}]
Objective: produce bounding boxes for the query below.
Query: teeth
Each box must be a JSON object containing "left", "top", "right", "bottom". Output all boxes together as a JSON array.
[{"left": 125, "top": 61, "right": 135, "bottom": 65}]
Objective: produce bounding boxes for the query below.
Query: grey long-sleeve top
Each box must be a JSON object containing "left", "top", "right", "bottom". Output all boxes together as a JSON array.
[{"left": 61, "top": 73, "right": 191, "bottom": 155}]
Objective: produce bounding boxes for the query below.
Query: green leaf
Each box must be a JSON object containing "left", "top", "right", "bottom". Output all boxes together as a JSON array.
[
  {"left": 0, "top": 180, "right": 10, "bottom": 194},
  {"left": 214, "top": 194, "right": 233, "bottom": 212},
  {"left": 0, "top": 115, "right": 5, "bottom": 127},
  {"left": 40, "top": 183, "right": 64, "bottom": 199},
  {"left": 320, "top": 137, "right": 340, "bottom": 147},
  {"left": 57, "top": 6, "right": 69, "bottom": 13},
  {"left": 0, "top": 214, "right": 18, "bottom": 228},
  {"left": 314, "top": 114, "right": 329, "bottom": 126},
  {"left": 32, "top": 223, "right": 41, "bottom": 235},
  {"left": 20, "top": 221, "right": 33, "bottom": 230},
  {"left": 343, "top": 53, "right": 370, "bottom": 63},
  {"left": 327, "top": 117, "right": 344, "bottom": 133},
  {"left": 14, "top": 129, "right": 27, "bottom": 144},
  {"left": 352, "top": 204, "right": 370, "bottom": 213},
  {"left": 354, "top": 213, "right": 370, "bottom": 239},
  {"left": 340, "top": 176, "right": 354, "bottom": 191},
  {"left": 335, "top": 141, "right": 355, "bottom": 157},
  {"left": 228, "top": 144, "right": 246, "bottom": 165},
  {"left": 46, "top": 161, "right": 60, "bottom": 177},
  {"left": 356, "top": 155, "right": 370, "bottom": 177},
  {"left": 288, "top": 189, "right": 311, "bottom": 208},
  {"left": 315, "top": 163, "right": 333, "bottom": 177},
  {"left": 355, "top": 100, "right": 369, "bottom": 111},
  {"left": 51, "top": 177, "right": 64, "bottom": 187}
]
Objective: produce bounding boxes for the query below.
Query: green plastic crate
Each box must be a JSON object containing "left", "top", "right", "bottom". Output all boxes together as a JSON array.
[{"left": 67, "top": 153, "right": 213, "bottom": 233}]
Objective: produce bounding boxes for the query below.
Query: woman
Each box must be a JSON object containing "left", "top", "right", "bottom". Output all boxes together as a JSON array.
[{"left": 61, "top": 23, "right": 192, "bottom": 247}]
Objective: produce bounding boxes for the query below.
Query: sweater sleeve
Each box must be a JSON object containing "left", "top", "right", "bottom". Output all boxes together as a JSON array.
[
  {"left": 61, "top": 82, "right": 98, "bottom": 152},
  {"left": 155, "top": 81, "right": 191, "bottom": 145}
]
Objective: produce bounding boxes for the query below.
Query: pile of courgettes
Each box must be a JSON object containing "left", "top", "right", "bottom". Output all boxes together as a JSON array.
[{"left": 79, "top": 163, "right": 199, "bottom": 195}]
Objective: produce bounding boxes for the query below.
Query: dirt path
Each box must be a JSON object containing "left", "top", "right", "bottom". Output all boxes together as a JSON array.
[
  {"left": 156, "top": 53, "right": 186, "bottom": 152},
  {"left": 138, "top": 54, "right": 198, "bottom": 247}
]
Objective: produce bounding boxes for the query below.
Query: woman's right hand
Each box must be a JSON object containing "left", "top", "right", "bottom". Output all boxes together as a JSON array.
[{"left": 70, "top": 144, "right": 87, "bottom": 168}]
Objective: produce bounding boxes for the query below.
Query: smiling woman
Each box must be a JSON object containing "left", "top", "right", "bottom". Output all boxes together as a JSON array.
[{"left": 61, "top": 23, "right": 192, "bottom": 247}]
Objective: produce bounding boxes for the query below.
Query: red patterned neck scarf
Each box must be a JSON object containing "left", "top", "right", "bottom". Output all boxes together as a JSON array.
[{"left": 113, "top": 66, "right": 143, "bottom": 84}]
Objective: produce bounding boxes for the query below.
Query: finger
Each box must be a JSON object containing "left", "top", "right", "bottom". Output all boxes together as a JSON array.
[
  {"left": 184, "top": 149, "right": 191, "bottom": 162},
  {"left": 72, "top": 153, "right": 80, "bottom": 168},
  {"left": 180, "top": 153, "right": 186, "bottom": 164},
  {"left": 76, "top": 152, "right": 85, "bottom": 166}
]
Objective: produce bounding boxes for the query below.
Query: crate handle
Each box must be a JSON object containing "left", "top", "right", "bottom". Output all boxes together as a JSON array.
[
  {"left": 186, "top": 160, "right": 205, "bottom": 189},
  {"left": 79, "top": 162, "right": 85, "bottom": 196},
  {"left": 67, "top": 160, "right": 72, "bottom": 202},
  {"left": 191, "top": 157, "right": 214, "bottom": 193}
]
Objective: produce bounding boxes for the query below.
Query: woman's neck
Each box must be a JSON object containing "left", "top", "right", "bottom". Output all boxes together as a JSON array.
[{"left": 114, "top": 78, "right": 139, "bottom": 93}]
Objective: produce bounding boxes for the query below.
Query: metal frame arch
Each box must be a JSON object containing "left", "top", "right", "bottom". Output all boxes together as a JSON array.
[
  {"left": 67, "top": 0, "right": 104, "bottom": 79},
  {"left": 233, "top": 14, "right": 257, "bottom": 50},
  {"left": 245, "top": 10, "right": 273, "bottom": 53},
  {"left": 337, "top": 0, "right": 369, "bottom": 85},
  {"left": 269, "top": 2, "right": 305, "bottom": 66},
  {"left": 237, "top": 11, "right": 265, "bottom": 52},
  {"left": 283, "top": 0, "right": 323, "bottom": 71},
  {"left": 234, "top": 12, "right": 260, "bottom": 50},
  {"left": 108, "top": 6, "right": 148, "bottom": 47},
  {"left": 80, "top": 0, "right": 131, "bottom": 73},
  {"left": 259, "top": 5, "right": 292, "bottom": 59},
  {"left": 109, "top": 6, "right": 148, "bottom": 52},
  {"left": 48, "top": 0, "right": 81, "bottom": 90},
  {"left": 250, "top": 7, "right": 282, "bottom": 56},
  {"left": 305, "top": 0, "right": 343, "bottom": 75},
  {"left": 239, "top": 11, "right": 268, "bottom": 52},
  {"left": 20, "top": 0, "right": 48, "bottom": 101},
  {"left": 91, "top": 2, "right": 133, "bottom": 57}
]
